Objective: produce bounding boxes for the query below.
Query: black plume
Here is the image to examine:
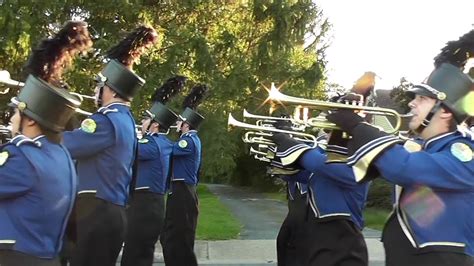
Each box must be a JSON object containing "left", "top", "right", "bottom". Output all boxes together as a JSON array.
[
  {"left": 106, "top": 26, "right": 158, "bottom": 70},
  {"left": 434, "top": 30, "right": 474, "bottom": 68},
  {"left": 24, "top": 21, "right": 92, "bottom": 86},
  {"left": 182, "top": 84, "right": 209, "bottom": 110},
  {"left": 151, "top": 75, "right": 187, "bottom": 104}
]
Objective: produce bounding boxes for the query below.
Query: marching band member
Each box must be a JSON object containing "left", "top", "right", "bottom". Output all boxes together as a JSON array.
[
  {"left": 63, "top": 26, "right": 157, "bottom": 266},
  {"left": 0, "top": 77, "right": 80, "bottom": 266},
  {"left": 267, "top": 78, "right": 378, "bottom": 266},
  {"left": 0, "top": 21, "right": 88, "bottom": 265},
  {"left": 275, "top": 178, "right": 310, "bottom": 266},
  {"left": 19, "top": 21, "right": 93, "bottom": 265},
  {"left": 160, "top": 84, "right": 208, "bottom": 266},
  {"left": 266, "top": 116, "right": 311, "bottom": 266},
  {"left": 121, "top": 76, "right": 186, "bottom": 266},
  {"left": 270, "top": 130, "right": 370, "bottom": 266},
  {"left": 327, "top": 31, "right": 474, "bottom": 265}
]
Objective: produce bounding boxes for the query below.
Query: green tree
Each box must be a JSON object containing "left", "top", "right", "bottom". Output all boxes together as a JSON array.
[
  {"left": 389, "top": 77, "right": 413, "bottom": 114},
  {"left": 0, "top": 0, "right": 331, "bottom": 185}
]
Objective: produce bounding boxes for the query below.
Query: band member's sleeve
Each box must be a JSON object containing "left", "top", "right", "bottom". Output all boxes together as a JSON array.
[
  {"left": 137, "top": 137, "right": 159, "bottom": 160},
  {"left": 63, "top": 113, "right": 115, "bottom": 159},
  {"left": 298, "top": 147, "right": 360, "bottom": 188},
  {"left": 345, "top": 123, "right": 403, "bottom": 182},
  {"left": 371, "top": 143, "right": 474, "bottom": 190},
  {"left": 173, "top": 136, "right": 195, "bottom": 156},
  {"left": 0, "top": 146, "right": 36, "bottom": 199},
  {"left": 279, "top": 169, "right": 313, "bottom": 184}
]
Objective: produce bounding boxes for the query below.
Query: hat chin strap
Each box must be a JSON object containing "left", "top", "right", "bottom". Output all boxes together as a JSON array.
[
  {"left": 146, "top": 122, "right": 152, "bottom": 132},
  {"left": 96, "top": 86, "right": 104, "bottom": 108},
  {"left": 415, "top": 101, "right": 442, "bottom": 134},
  {"left": 15, "top": 112, "right": 25, "bottom": 137}
]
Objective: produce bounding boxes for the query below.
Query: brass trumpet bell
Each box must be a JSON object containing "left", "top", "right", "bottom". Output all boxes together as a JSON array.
[
  {"left": 0, "top": 70, "right": 24, "bottom": 87},
  {"left": 228, "top": 113, "right": 319, "bottom": 148},
  {"left": 269, "top": 85, "right": 401, "bottom": 134}
]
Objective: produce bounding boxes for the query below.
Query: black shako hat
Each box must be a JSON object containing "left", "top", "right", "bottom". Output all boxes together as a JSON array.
[
  {"left": 408, "top": 63, "right": 473, "bottom": 122},
  {"left": 99, "top": 59, "right": 145, "bottom": 101},
  {"left": 179, "top": 84, "right": 208, "bottom": 129},
  {"left": 10, "top": 75, "right": 82, "bottom": 132},
  {"left": 101, "top": 26, "right": 158, "bottom": 101},
  {"left": 179, "top": 107, "right": 205, "bottom": 129},
  {"left": 145, "top": 102, "right": 179, "bottom": 131}
]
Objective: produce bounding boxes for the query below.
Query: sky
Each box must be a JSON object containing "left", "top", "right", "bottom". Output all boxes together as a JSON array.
[{"left": 314, "top": 0, "right": 474, "bottom": 90}]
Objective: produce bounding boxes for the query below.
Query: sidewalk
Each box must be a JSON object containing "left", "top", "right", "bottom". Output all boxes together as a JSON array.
[
  {"left": 122, "top": 183, "right": 387, "bottom": 265},
  {"left": 118, "top": 237, "right": 385, "bottom": 266}
]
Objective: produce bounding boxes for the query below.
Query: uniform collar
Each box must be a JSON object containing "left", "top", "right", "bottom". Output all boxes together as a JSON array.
[
  {"left": 10, "top": 134, "right": 45, "bottom": 147},
  {"left": 423, "top": 131, "right": 456, "bottom": 150},
  {"left": 180, "top": 129, "right": 197, "bottom": 138},
  {"left": 146, "top": 132, "right": 158, "bottom": 136},
  {"left": 102, "top": 102, "right": 130, "bottom": 110}
]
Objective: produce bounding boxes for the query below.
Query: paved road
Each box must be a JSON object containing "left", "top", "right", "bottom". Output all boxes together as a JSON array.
[
  {"left": 207, "top": 183, "right": 288, "bottom": 240},
  {"left": 206, "top": 183, "right": 385, "bottom": 266},
  {"left": 116, "top": 184, "right": 385, "bottom": 265},
  {"left": 206, "top": 183, "right": 382, "bottom": 238}
]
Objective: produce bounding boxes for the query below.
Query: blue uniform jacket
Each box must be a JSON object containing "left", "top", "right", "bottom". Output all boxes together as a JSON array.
[
  {"left": 170, "top": 130, "right": 202, "bottom": 186},
  {"left": 135, "top": 132, "right": 173, "bottom": 194},
  {"left": 355, "top": 131, "right": 474, "bottom": 256},
  {"left": 289, "top": 147, "right": 369, "bottom": 229},
  {"left": 287, "top": 180, "right": 308, "bottom": 200},
  {"left": 0, "top": 135, "right": 76, "bottom": 258},
  {"left": 63, "top": 103, "right": 137, "bottom": 206},
  {"left": 281, "top": 172, "right": 308, "bottom": 200}
]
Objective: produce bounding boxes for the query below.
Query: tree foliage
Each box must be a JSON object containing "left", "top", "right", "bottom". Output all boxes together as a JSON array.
[
  {"left": 0, "top": 0, "right": 331, "bottom": 184},
  {"left": 389, "top": 77, "right": 413, "bottom": 114}
]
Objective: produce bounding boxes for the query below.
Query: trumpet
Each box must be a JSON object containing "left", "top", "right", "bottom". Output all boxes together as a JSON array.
[
  {"left": 0, "top": 70, "right": 24, "bottom": 88},
  {"left": 70, "top": 92, "right": 96, "bottom": 116},
  {"left": 243, "top": 131, "right": 274, "bottom": 146},
  {"left": 70, "top": 92, "right": 96, "bottom": 101},
  {"left": 243, "top": 109, "right": 306, "bottom": 131},
  {"left": 243, "top": 130, "right": 316, "bottom": 146},
  {"left": 228, "top": 113, "right": 319, "bottom": 148},
  {"left": 249, "top": 146, "right": 271, "bottom": 162},
  {"left": 269, "top": 85, "right": 402, "bottom": 134}
]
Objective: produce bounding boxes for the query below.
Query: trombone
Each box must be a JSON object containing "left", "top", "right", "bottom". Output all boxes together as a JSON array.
[
  {"left": 268, "top": 85, "right": 402, "bottom": 134},
  {"left": 228, "top": 113, "right": 319, "bottom": 148}
]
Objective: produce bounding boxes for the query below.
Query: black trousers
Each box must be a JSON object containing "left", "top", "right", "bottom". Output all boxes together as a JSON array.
[
  {"left": 160, "top": 181, "right": 199, "bottom": 266},
  {"left": 306, "top": 218, "right": 368, "bottom": 266},
  {"left": 0, "top": 250, "right": 60, "bottom": 266},
  {"left": 383, "top": 213, "right": 474, "bottom": 266},
  {"left": 277, "top": 193, "right": 309, "bottom": 266},
  {"left": 120, "top": 191, "right": 165, "bottom": 266},
  {"left": 70, "top": 194, "right": 126, "bottom": 266}
]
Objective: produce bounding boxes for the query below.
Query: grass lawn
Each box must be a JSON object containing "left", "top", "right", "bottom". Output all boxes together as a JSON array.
[
  {"left": 196, "top": 184, "right": 242, "bottom": 240},
  {"left": 364, "top": 207, "right": 391, "bottom": 231}
]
